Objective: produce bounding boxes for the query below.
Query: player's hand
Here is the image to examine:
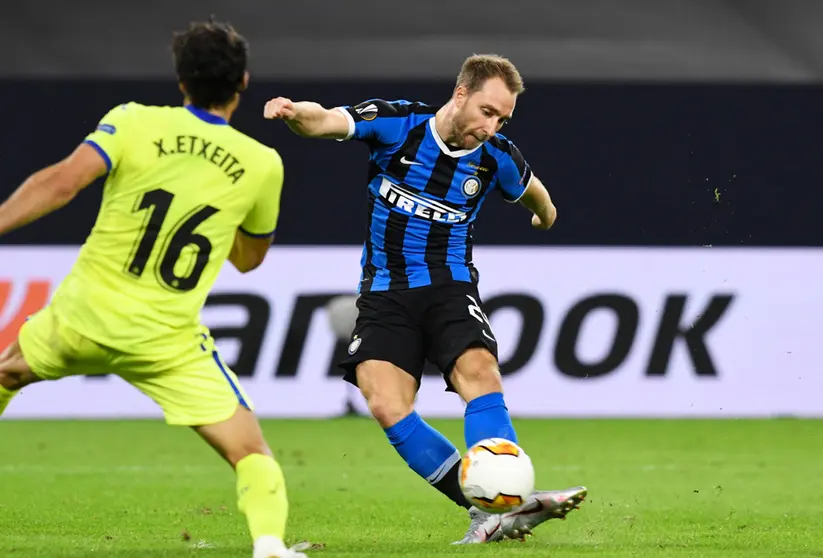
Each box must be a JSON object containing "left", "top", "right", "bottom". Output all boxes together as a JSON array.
[
  {"left": 531, "top": 213, "right": 554, "bottom": 230},
  {"left": 264, "top": 97, "right": 297, "bottom": 121}
]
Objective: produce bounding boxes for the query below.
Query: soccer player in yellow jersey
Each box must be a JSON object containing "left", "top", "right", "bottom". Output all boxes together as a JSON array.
[{"left": 0, "top": 19, "right": 309, "bottom": 558}]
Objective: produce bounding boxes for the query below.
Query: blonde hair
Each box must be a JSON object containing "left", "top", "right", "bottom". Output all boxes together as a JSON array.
[{"left": 455, "top": 54, "right": 525, "bottom": 95}]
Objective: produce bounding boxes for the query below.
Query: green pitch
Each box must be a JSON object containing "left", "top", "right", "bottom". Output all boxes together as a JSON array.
[{"left": 1, "top": 418, "right": 820, "bottom": 557}]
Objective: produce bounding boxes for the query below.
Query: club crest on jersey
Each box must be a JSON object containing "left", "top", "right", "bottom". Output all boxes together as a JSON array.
[
  {"left": 379, "top": 178, "right": 468, "bottom": 223},
  {"left": 348, "top": 336, "right": 362, "bottom": 355},
  {"left": 354, "top": 102, "right": 379, "bottom": 121},
  {"left": 462, "top": 176, "right": 481, "bottom": 198}
]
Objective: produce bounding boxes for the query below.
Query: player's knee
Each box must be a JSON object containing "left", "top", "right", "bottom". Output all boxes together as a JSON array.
[
  {"left": 367, "top": 395, "right": 415, "bottom": 429},
  {"left": 450, "top": 347, "right": 503, "bottom": 400},
  {"left": 0, "top": 369, "right": 18, "bottom": 390},
  {"left": 456, "top": 366, "right": 503, "bottom": 395},
  {"left": 0, "top": 368, "right": 34, "bottom": 390},
  {"left": 356, "top": 360, "right": 417, "bottom": 428},
  {"left": 0, "top": 342, "right": 33, "bottom": 390}
]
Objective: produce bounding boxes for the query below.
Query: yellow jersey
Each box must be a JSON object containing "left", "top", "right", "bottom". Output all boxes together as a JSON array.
[{"left": 50, "top": 103, "right": 283, "bottom": 353}]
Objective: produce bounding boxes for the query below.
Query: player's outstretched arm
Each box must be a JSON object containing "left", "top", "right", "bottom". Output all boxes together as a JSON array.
[
  {"left": 519, "top": 175, "right": 557, "bottom": 230},
  {"left": 0, "top": 143, "right": 107, "bottom": 237},
  {"left": 263, "top": 97, "right": 349, "bottom": 140}
]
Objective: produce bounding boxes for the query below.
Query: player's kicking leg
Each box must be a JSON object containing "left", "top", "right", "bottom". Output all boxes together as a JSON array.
[
  {"left": 446, "top": 347, "right": 587, "bottom": 544},
  {"left": 348, "top": 354, "right": 586, "bottom": 545},
  {"left": 421, "top": 284, "right": 587, "bottom": 544}
]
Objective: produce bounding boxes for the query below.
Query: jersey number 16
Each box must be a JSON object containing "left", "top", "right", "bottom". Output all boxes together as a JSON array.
[{"left": 125, "top": 188, "right": 219, "bottom": 292}]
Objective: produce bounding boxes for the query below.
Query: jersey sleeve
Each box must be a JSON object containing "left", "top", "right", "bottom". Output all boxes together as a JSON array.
[
  {"left": 240, "top": 149, "right": 284, "bottom": 238},
  {"left": 334, "top": 99, "right": 412, "bottom": 145},
  {"left": 82, "top": 102, "right": 136, "bottom": 173},
  {"left": 496, "top": 140, "right": 534, "bottom": 203}
]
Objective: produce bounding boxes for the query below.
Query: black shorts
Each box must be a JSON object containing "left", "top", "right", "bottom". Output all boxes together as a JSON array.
[{"left": 338, "top": 281, "right": 498, "bottom": 392}]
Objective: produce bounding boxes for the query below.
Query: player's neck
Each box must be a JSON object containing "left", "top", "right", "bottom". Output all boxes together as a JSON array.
[
  {"left": 434, "top": 104, "right": 459, "bottom": 147},
  {"left": 184, "top": 99, "right": 236, "bottom": 123},
  {"left": 209, "top": 107, "right": 233, "bottom": 122}
]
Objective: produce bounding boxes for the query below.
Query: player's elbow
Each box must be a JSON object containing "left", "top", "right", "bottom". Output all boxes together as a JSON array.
[
  {"left": 51, "top": 185, "right": 79, "bottom": 206},
  {"left": 233, "top": 258, "right": 263, "bottom": 274},
  {"left": 41, "top": 164, "right": 83, "bottom": 204},
  {"left": 231, "top": 252, "right": 265, "bottom": 273},
  {"left": 230, "top": 234, "right": 272, "bottom": 273},
  {"left": 545, "top": 203, "right": 557, "bottom": 226}
]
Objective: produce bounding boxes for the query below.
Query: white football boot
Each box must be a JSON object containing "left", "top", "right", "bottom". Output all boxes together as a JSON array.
[
  {"left": 453, "top": 486, "right": 587, "bottom": 544},
  {"left": 253, "top": 536, "right": 311, "bottom": 558}
]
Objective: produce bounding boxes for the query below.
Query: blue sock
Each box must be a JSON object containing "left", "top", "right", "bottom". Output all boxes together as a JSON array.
[
  {"left": 464, "top": 392, "right": 518, "bottom": 448},
  {"left": 385, "top": 412, "right": 470, "bottom": 508}
]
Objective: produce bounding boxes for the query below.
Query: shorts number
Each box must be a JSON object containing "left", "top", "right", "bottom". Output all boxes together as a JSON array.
[
  {"left": 467, "top": 295, "right": 496, "bottom": 342},
  {"left": 125, "top": 188, "right": 219, "bottom": 292},
  {"left": 467, "top": 295, "right": 492, "bottom": 326}
]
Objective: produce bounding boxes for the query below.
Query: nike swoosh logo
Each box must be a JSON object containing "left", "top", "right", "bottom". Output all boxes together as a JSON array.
[{"left": 400, "top": 156, "right": 422, "bottom": 166}]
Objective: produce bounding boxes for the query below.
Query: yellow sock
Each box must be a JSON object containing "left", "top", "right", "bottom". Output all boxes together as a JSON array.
[
  {"left": 236, "top": 453, "right": 289, "bottom": 542},
  {"left": 0, "top": 385, "right": 18, "bottom": 416}
]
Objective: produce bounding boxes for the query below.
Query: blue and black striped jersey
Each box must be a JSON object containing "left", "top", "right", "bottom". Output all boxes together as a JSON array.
[{"left": 337, "top": 99, "right": 533, "bottom": 293}]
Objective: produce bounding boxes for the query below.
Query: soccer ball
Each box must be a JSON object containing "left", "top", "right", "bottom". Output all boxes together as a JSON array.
[{"left": 458, "top": 438, "right": 535, "bottom": 514}]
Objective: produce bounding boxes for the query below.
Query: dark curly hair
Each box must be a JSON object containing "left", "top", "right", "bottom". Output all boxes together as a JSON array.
[{"left": 172, "top": 17, "right": 248, "bottom": 109}]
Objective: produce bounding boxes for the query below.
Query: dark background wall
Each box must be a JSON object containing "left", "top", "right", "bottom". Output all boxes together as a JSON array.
[
  {"left": 0, "top": 79, "right": 819, "bottom": 247},
  {"left": 5, "top": 0, "right": 823, "bottom": 81},
  {"left": 3, "top": 0, "right": 823, "bottom": 248}
]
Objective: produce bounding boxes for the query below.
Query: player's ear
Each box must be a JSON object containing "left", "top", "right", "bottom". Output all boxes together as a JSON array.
[
  {"left": 238, "top": 71, "right": 250, "bottom": 93},
  {"left": 454, "top": 85, "right": 468, "bottom": 108},
  {"left": 178, "top": 82, "right": 188, "bottom": 97}
]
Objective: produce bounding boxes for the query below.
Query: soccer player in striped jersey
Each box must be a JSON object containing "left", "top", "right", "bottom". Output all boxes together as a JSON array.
[{"left": 264, "top": 54, "right": 586, "bottom": 544}]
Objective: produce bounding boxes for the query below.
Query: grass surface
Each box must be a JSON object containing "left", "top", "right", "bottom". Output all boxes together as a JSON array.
[{"left": 1, "top": 418, "right": 821, "bottom": 556}]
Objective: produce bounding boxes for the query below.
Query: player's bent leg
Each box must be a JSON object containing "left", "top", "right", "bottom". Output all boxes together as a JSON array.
[
  {"left": 193, "top": 406, "right": 307, "bottom": 557},
  {"left": 448, "top": 347, "right": 521, "bottom": 544},
  {"left": 355, "top": 360, "right": 471, "bottom": 510}
]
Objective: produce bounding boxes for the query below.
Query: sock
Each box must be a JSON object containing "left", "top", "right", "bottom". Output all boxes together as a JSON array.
[
  {"left": 464, "top": 392, "right": 518, "bottom": 449},
  {"left": 432, "top": 459, "right": 471, "bottom": 510},
  {"left": 236, "top": 453, "right": 289, "bottom": 542},
  {"left": 0, "top": 385, "right": 18, "bottom": 416},
  {"left": 385, "top": 412, "right": 471, "bottom": 509}
]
